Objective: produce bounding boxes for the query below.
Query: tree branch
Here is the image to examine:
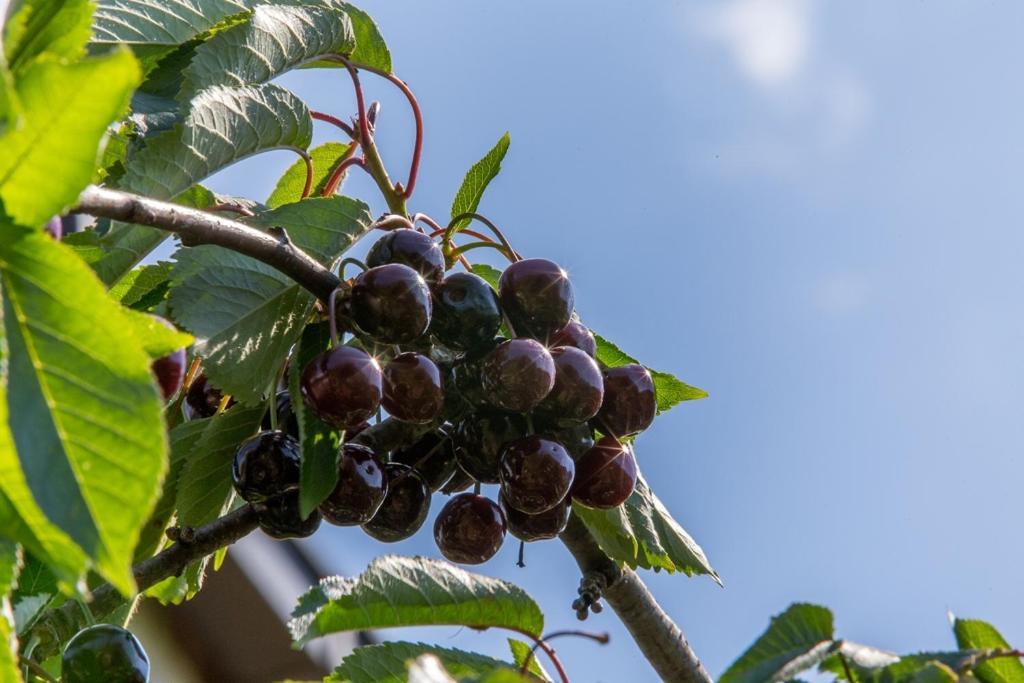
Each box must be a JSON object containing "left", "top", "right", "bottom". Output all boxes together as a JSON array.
[
  {"left": 74, "top": 185, "right": 341, "bottom": 301},
  {"left": 28, "top": 505, "right": 259, "bottom": 661},
  {"left": 559, "top": 515, "right": 713, "bottom": 683}
]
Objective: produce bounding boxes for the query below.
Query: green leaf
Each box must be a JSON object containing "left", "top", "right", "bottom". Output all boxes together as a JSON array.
[
  {"left": 508, "top": 639, "right": 551, "bottom": 681},
  {"left": 92, "top": 0, "right": 250, "bottom": 45},
  {"left": 830, "top": 653, "right": 974, "bottom": 683},
  {"left": 120, "top": 307, "right": 193, "bottom": 359},
  {"left": 267, "top": 142, "right": 354, "bottom": 209},
  {"left": 819, "top": 641, "right": 901, "bottom": 680},
  {"left": 593, "top": 334, "right": 707, "bottom": 412},
  {"left": 0, "top": 228, "right": 167, "bottom": 596},
  {"left": 289, "top": 323, "right": 342, "bottom": 518},
  {"left": 954, "top": 618, "right": 1024, "bottom": 683},
  {"left": 450, "top": 133, "right": 510, "bottom": 230},
  {"left": 573, "top": 474, "right": 718, "bottom": 579},
  {"left": 0, "top": 540, "right": 21, "bottom": 683},
  {"left": 174, "top": 405, "right": 265, "bottom": 530},
  {"left": 11, "top": 554, "right": 57, "bottom": 637},
  {"left": 108, "top": 262, "right": 174, "bottom": 311},
  {"left": 94, "top": 82, "right": 313, "bottom": 285},
  {"left": 167, "top": 197, "right": 369, "bottom": 405},
  {"left": 4, "top": 0, "right": 94, "bottom": 72},
  {"left": 721, "top": 603, "right": 836, "bottom": 683},
  {"left": 341, "top": 3, "right": 392, "bottom": 72},
  {"left": 289, "top": 555, "right": 544, "bottom": 647},
  {"left": 910, "top": 662, "right": 958, "bottom": 683},
  {"left": 180, "top": 4, "right": 355, "bottom": 99},
  {"left": 470, "top": 264, "right": 502, "bottom": 290},
  {"left": 0, "top": 49, "right": 140, "bottom": 227},
  {"left": 327, "top": 642, "right": 529, "bottom": 683}
]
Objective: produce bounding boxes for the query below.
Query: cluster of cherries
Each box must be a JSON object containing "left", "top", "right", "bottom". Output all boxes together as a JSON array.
[{"left": 169, "top": 227, "right": 656, "bottom": 565}]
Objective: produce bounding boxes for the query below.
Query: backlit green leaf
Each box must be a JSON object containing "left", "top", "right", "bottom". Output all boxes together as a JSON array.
[
  {"left": 450, "top": 133, "right": 510, "bottom": 230},
  {"left": 954, "top": 618, "right": 1024, "bottom": 683},
  {"left": 4, "top": 0, "right": 93, "bottom": 72},
  {"left": 594, "top": 334, "right": 707, "bottom": 412},
  {"left": 267, "top": 142, "right": 355, "bottom": 209},
  {"left": 327, "top": 642, "right": 529, "bottom": 683},
  {"left": 721, "top": 603, "right": 835, "bottom": 683}
]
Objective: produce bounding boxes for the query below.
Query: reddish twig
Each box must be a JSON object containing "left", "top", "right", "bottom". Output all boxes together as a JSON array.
[
  {"left": 321, "top": 155, "right": 368, "bottom": 197},
  {"left": 311, "top": 110, "right": 357, "bottom": 140}
]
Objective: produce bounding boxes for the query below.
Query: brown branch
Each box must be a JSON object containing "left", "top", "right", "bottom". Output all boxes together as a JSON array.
[
  {"left": 559, "top": 515, "right": 713, "bottom": 683},
  {"left": 28, "top": 505, "right": 259, "bottom": 661},
  {"left": 74, "top": 185, "right": 341, "bottom": 301}
]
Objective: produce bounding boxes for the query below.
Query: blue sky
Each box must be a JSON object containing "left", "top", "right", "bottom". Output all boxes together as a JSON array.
[{"left": 201, "top": 2, "right": 1024, "bottom": 680}]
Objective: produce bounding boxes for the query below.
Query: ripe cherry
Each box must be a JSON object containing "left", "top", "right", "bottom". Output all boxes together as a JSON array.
[
  {"left": 549, "top": 320, "right": 596, "bottom": 357},
  {"left": 391, "top": 429, "right": 457, "bottom": 491},
  {"left": 362, "top": 463, "right": 430, "bottom": 542},
  {"left": 350, "top": 263, "right": 432, "bottom": 344},
  {"left": 498, "top": 258, "right": 574, "bottom": 339},
  {"left": 537, "top": 346, "right": 604, "bottom": 425},
  {"left": 571, "top": 436, "right": 638, "bottom": 509},
  {"left": 480, "top": 338, "right": 555, "bottom": 413},
  {"left": 499, "top": 436, "right": 575, "bottom": 514},
  {"left": 258, "top": 493, "right": 322, "bottom": 539},
  {"left": 593, "top": 364, "right": 656, "bottom": 437},
  {"left": 382, "top": 352, "right": 444, "bottom": 424},
  {"left": 232, "top": 430, "right": 301, "bottom": 503},
  {"left": 62, "top": 624, "right": 149, "bottom": 683},
  {"left": 319, "top": 443, "right": 388, "bottom": 526},
  {"left": 430, "top": 272, "right": 503, "bottom": 351},
  {"left": 538, "top": 421, "right": 595, "bottom": 461},
  {"left": 151, "top": 316, "right": 186, "bottom": 401},
  {"left": 366, "top": 228, "right": 446, "bottom": 284},
  {"left": 261, "top": 390, "right": 299, "bottom": 438},
  {"left": 183, "top": 373, "right": 232, "bottom": 419},
  {"left": 434, "top": 493, "right": 506, "bottom": 564},
  {"left": 501, "top": 495, "right": 570, "bottom": 542},
  {"left": 300, "top": 346, "right": 382, "bottom": 429},
  {"left": 453, "top": 410, "right": 529, "bottom": 483}
]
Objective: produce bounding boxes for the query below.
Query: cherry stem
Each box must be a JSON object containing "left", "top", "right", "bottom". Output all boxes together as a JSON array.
[
  {"left": 215, "top": 394, "right": 232, "bottom": 415},
  {"left": 352, "top": 62, "right": 424, "bottom": 200},
  {"left": 449, "top": 212, "right": 522, "bottom": 261},
  {"left": 339, "top": 257, "right": 368, "bottom": 279},
  {"left": 21, "top": 657, "right": 57, "bottom": 683},
  {"left": 182, "top": 357, "right": 202, "bottom": 392},
  {"left": 328, "top": 288, "right": 343, "bottom": 348},
  {"left": 429, "top": 227, "right": 496, "bottom": 244},
  {"left": 412, "top": 213, "right": 444, "bottom": 233},
  {"left": 321, "top": 155, "right": 367, "bottom": 197},
  {"left": 519, "top": 630, "right": 609, "bottom": 680},
  {"left": 451, "top": 240, "right": 516, "bottom": 263},
  {"left": 209, "top": 202, "right": 255, "bottom": 217},
  {"left": 507, "top": 628, "right": 571, "bottom": 683},
  {"left": 311, "top": 110, "right": 357, "bottom": 139},
  {"left": 371, "top": 214, "right": 416, "bottom": 231},
  {"left": 517, "top": 540, "right": 526, "bottom": 568}
]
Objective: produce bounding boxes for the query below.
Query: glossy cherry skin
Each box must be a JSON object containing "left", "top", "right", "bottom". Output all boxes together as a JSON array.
[
  {"left": 362, "top": 463, "right": 430, "bottom": 542},
  {"left": 571, "top": 436, "right": 638, "bottom": 509},
  {"left": 430, "top": 272, "right": 503, "bottom": 351},
  {"left": 480, "top": 338, "right": 555, "bottom": 413},
  {"left": 499, "top": 436, "right": 575, "bottom": 514},
  {"left": 261, "top": 391, "right": 299, "bottom": 438},
  {"left": 366, "top": 228, "right": 446, "bottom": 284},
  {"left": 537, "top": 346, "right": 604, "bottom": 425},
  {"left": 538, "top": 421, "right": 595, "bottom": 461},
  {"left": 498, "top": 258, "right": 574, "bottom": 339},
  {"left": 62, "top": 624, "right": 150, "bottom": 683},
  {"left": 300, "top": 346, "right": 382, "bottom": 429},
  {"left": 258, "top": 493, "right": 322, "bottom": 539},
  {"left": 151, "top": 317, "right": 187, "bottom": 401},
  {"left": 453, "top": 410, "right": 529, "bottom": 483},
  {"left": 549, "top": 320, "right": 596, "bottom": 357},
  {"left": 391, "top": 429, "right": 457, "bottom": 491},
  {"left": 593, "top": 364, "right": 656, "bottom": 437},
  {"left": 501, "top": 494, "right": 570, "bottom": 542},
  {"left": 382, "top": 352, "right": 444, "bottom": 424},
  {"left": 232, "top": 431, "right": 301, "bottom": 503},
  {"left": 319, "top": 443, "right": 388, "bottom": 526},
  {"left": 350, "top": 263, "right": 432, "bottom": 344},
  {"left": 434, "top": 494, "right": 507, "bottom": 565},
  {"left": 183, "top": 374, "right": 232, "bottom": 419}
]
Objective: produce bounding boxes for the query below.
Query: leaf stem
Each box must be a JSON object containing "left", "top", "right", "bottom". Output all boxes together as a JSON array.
[
  {"left": 21, "top": 657, "right": 57, "bottom": 683},
  {"left": 321, "top": 155, "right": 367, "bottom": 197},
  {"left": 451, "top": 240, "right": 516, "bottom": 263},
  {"left": 311, "top": 110, "right": 357, "bottom": 139},
  {"left": 449, "top": 212, "right": 521, "bottom": 261}
]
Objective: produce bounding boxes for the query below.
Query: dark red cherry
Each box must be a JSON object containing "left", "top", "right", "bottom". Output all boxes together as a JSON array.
[
  {"left": 480, "top": 338, "right": 555, "bottom": 413},
  {"left": 499, "top": 436, "right": 575, "bottom": 514},
  {"left": 593, "top": 364, "right": 656, "bottom": 437},
  {"left": 538, "top": 421, "right": 595, "bottom": 461},
  {"left": 537, "top": 347, "right": 604, "bottom": 425},
  {"left": 549, "top": 320, "right": 596, "bottom": 357},
  {"left": 43, "top": 216, "right": 63, "bottom": 240},
  {"left": 183, "top": 374, "right": 233, "bottom": 419},
  {"left": 434, "top": 494, "right": 506, "bottom": 564},
  {"left": 300, "top": 346, "right": 382, "bottom": 429},
  {"left": 366, "top": 228, "right": 445, "bottom": 284},
  {"left": 571, "top": 436, "right": 637, "bottom": 509},
  {"left": 391, "top": 430, "right": 457, "bottom": 491},
  {"left": 261, "top": 391, "right": 299, "bottom": 438},
  {"left": 498, "top": 258, "right": 574, "bottom": 339},
  {"left": 258, "top": 493, "right": 322, "bottom": 539},
  {"left": 319, "top": 443, "right": 388, "bottom": 526},
  {"left": 453, "top": 410, "right": 529, "bottom": 483},
  {"left": 501, "top": 495, "right": 570, "bottom": 542},
  {"left": 151, "top": 316, "right": 186, "bottom": 401},
  {"left": 232, "top": 430, "right": 301, "bottom": 503},
  {"left": 382, "top": 352, "right": 444, "bottom": 424},
  {"left": 430, "top": 273, "right": 503, "bottom": 351},
  {"left": 61, "top": 624, "right": 149, "bottom": 683},
  {"left": 361, "top": 463, "right": 430, "bottom": 542},
  {"left": 350, "top": 264, "right": 432, "bottom": 344}
]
